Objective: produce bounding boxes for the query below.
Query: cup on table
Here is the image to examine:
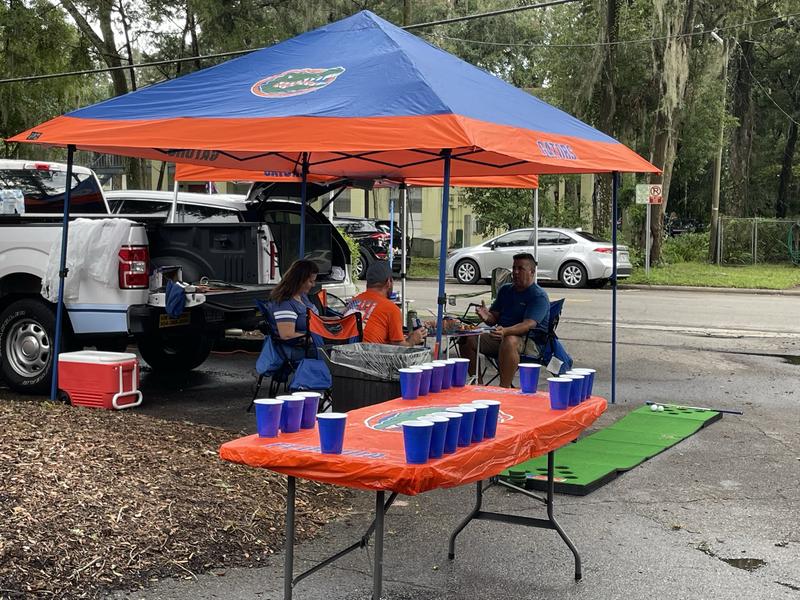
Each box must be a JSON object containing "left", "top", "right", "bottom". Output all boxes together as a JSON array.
[
  {"left": 518, "top": 363, "right": 541, "bottom": 393},
  {"left": 562, "top": 374, "right": 585, "bottom": 407},
  {"left": 450, "top": 358, "right": 470, "bottom": 387},
  {"left": 432, "top": 411, "right": 462, "bottom": 454},
  {"left": 428, "top": 362, "right": 446, "bottom": 393},
  {"left": 565, "top": 370, "right": 590, "bottom": 403},
  {"left": 277, "top": 395, "right": 304, "bottom": 433},
  {"left": 571, "top": 368, "right": 596, "bottom": 399},
  {"left": 292, "top": 391, "right": 322, "bottom": 429},
  {"left": 317, "top": 412, "right": 347, "bottom": 454},
  {"left": 417, "top": 364, "right": 434, "bottom": 396},
  {"left": 401, "top": 420, "right": 434, "bottom": 464},
  {"left": 466, "top": 402, "right": 488, "bottom": 442},
  {"left": 472, "top": 399, "right": 501, "bottom": 439},
  {"left": 547, "top": 377, "right": 572, "bottom": 410},
  {"left": 254, "top": 398, "right": 284, "bottom": 438},
  {"left": 423, "top": 415, "right": 450, "bottom": 458},
  {"left": 398, "top": 368, "right": 423, "bottom": 400},
  {"left": 440, "top": 360, "right": 455, "bottom": 390},
  {"left": 446, "top": 406, "right": 476, "bottom": 446}
]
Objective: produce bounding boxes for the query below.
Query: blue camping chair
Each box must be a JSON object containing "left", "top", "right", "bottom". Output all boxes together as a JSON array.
[
  {"left": 248, "top": 298, "right": 363, "bottom": 412},
  {"left": 480, "top": 299, "right": 571, "bottom": 385}
]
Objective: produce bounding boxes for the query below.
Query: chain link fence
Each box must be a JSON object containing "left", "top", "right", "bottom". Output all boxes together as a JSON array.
[{"left": 718, "top": 217, "right": 800, "bottom": 265}]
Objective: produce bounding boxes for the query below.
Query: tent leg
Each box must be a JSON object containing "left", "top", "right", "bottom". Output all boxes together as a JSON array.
[
  {"left": 611, "top": 171, "right": 619, "bottom": 405},
  {"left": 299, "top": 153, "right": 309, "bottom": 258},
  {"left": 435, "top": 150, "right": 452, "bottom": 359},
  {"left": 400, "top": 184, "right": 407, "bottom": 327},
  {"left": 50, "top": 144, "right": 76, "bottom": 401}
]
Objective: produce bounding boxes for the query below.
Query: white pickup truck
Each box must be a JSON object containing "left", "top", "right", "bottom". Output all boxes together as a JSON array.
[{"left": 0, "top": 160, "right": 354, "bottom": 394}]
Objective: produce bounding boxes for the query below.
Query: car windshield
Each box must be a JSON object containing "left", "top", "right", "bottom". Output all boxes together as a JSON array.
[
  {"left": 336, "top": 220, "right": 380, "bottom": 233},
  {"left": 573, "top": 231, "right": 608, "bottom": 243}
]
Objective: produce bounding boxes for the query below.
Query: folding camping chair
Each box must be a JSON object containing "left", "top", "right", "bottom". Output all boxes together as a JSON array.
[
  {"left": 249, "top": 301, "right": 363, "bottom": 411},
  {"left": 480, "top": 298, "right": 570, "bottom": 385}
]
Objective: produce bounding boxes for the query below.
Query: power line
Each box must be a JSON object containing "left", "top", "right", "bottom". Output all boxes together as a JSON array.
[
  {"left": 440, "top": 11, "right": 800, "bottom": 49},
  {"left": 733, "top": 38, "right": 800, "bottom": 126},
  {"left": 0, "top": 0, "right": 579, "bottom": 85}
]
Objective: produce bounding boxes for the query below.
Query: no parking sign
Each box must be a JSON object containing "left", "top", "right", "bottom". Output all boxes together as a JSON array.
[{"left": 636, "top": 183, "right": 663, "bottom": 204}]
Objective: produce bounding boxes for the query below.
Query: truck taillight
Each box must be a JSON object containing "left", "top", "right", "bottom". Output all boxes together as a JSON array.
[{"left": 118, "top": 245, "right": 149, "bottom": 289}]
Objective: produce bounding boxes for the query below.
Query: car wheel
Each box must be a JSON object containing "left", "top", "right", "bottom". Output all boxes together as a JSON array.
[
  {"left": 354, "top": 254, "right": 368, "bottom": 280},
  {"left": 0, "top": 298, "right": 58, "bottom": 394},
  {"left": 559, "top": 262, "right": 588, "bottom": 288},
  {"left": 455, "top": 259, "right": 480, "bottom": 284}
]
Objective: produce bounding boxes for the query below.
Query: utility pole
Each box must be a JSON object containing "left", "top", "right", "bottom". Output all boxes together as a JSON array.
[{"left": 709, "top": 31, "right": 728, "bottom": 263}]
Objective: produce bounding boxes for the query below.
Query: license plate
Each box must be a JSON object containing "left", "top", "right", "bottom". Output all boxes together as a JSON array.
[
  {"left": 619, "top": 252, "right": 629, "bottom": 262},
  {"left": 159, "top": 313, "right": 190, "bottom": 328}
]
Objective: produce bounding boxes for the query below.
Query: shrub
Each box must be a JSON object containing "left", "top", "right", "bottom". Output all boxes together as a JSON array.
[{"left": 661, "top": 232, "right": 709, "bottom": 264}]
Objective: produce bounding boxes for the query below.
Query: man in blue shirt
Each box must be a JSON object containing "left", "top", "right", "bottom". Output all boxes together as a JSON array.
[{"left": 459, "top": 253, "right": 549, "bottom": 387}]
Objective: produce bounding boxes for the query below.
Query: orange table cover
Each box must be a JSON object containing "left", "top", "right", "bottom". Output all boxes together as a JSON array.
[{"left": 220, "top": 386, "right": 606, "bottom": 496}]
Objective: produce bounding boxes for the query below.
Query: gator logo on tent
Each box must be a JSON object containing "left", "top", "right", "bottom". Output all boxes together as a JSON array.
[{"left": 251, "top": 67, "right": 346, "bottom": 98}]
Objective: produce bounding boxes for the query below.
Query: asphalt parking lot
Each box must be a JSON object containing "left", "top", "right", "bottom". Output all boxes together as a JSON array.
[{"left": 3, "top": 284, "right": 799, "bottom": 599}]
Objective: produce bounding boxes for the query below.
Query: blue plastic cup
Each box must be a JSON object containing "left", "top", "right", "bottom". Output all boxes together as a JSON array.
[
  {"left": 451, "top": 358, "right": 470, "bottom": 387},
  {"left": 473, "top": 399, "right": 501, "bottom": 439},
  {"left": 254, "top": 398, "right": 284, "bottom": 438},
  {"left": 466, "top": 403, "right": 488, "bottom": 442},
  {"left": 547, "top": 377, "right": 572, "bottom": 410},
  {"left": 563, "top": 374, "right": 584, "bottom": 406},
  {"left": 565, "top": 371, "right": 590, "bottom": 403},
  {"left": 398, "top": 368, "right": 423, "bottom": 400},
  {"left": 276, "top": 395, "right": 299, "bottom": 432},
  {"left": 423, "top": 415, "right": 449, "bottom": 458},
  {"left": 572, "top": 368, "right": 596, "bottom": 399},
  {"left": 447, "top": 406, "right": 476, "bottom": 446},
  {"left": 428, "top": 362, "right": 446, "bottom": 393},
  {"left": 402, "top": 420, "right": 434, "bottom": 464},
  {"left": 279, "top": 396, "right": 305, "bottom": 433},
  {"left": 317, "top": 412, "right": 347, "bottom": 453},
  {"left": 433, "top": 411, "right": 462, "bottom": 454},
  {"left": 518, "top": 363, "right": 541, "bottom": 393},
  {"left": 438, "top": 361, "right": 454, "bottom": 390},
  {"left": 293, "top": 392, "right": 322, "bottom": 429},
  {"left": 417, "top": 365, "right": 433, "bottom": 396}
]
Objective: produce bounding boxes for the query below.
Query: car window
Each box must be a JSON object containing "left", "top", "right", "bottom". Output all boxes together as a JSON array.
[
  {"left": 573, "top": 231, "right": 608, "bottom": 243},
  {"left": 0, "top": 168, "right": 106, "bottom": 214},
  {"left": 557, "top": 234, "right": 575, "bottom": 245},
  {"left": 537, "top": 231, "right": 560, "bottom": 246},
  {"left": 491, "top": 230, "right": 532, "bottom": 248},
  {"left": 177, "top": 204, "right": 241, "bottom": 223},
  {"left": 116, "top": 199, "right": 171, "bottom": 216}
]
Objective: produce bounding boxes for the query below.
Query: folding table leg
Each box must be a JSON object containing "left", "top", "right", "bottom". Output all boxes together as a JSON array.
[
  {"left": 447, "top": 480, "right": 484, "bottom": 559},
  {"left": 546, "top": 452, "right": 582, "bottom": 580},
  {"left": 373, "top": 490, "right": 385, "bottom": 600},
  {"left": 284, "top": 476, "right": 296, "bottom": 600}
]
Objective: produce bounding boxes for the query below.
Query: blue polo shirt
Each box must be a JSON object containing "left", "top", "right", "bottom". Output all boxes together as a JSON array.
[{"left": 490, "top": 283, "right": 550, "bottom": 334}]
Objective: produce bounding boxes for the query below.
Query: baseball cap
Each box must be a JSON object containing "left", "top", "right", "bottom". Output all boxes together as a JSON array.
[{"left": 366, "top": 261, "right": 393, "bottom": 285}]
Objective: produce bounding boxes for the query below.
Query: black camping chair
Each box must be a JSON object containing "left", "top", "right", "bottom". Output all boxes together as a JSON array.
[{"left": 480, "top": 298, "right": 567, "bottom": 386}]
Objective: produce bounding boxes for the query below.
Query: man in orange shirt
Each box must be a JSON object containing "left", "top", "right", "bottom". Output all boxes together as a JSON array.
[{"left": 346, "top": 261, "right": 427, "bottom": 346}]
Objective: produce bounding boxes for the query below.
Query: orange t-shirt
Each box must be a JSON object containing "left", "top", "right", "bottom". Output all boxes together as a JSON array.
[{"left": 347, "top": 289, "right": 404, "bottom": 344}]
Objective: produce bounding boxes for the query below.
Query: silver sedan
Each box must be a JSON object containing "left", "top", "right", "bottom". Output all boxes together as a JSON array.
[{"left": 446, "top": 227, "right": 632, "bottom": 288}]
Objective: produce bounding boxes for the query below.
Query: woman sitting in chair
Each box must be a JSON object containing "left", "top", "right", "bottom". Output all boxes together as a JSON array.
[{"left": 269, "top": 259, "right": 321, "bottom": 360}]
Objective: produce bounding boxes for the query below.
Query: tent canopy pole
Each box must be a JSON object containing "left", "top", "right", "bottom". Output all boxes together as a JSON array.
[{"left": 434, "top": 151, "right": 452, "bottom": 359}]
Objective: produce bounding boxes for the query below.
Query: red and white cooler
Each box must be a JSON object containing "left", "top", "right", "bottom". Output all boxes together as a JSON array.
[{"left": 58, "top": 351, "right": 142, "bottom": 410}]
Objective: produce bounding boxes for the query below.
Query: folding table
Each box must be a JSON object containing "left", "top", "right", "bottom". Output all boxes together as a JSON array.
[{"left": 220, "top": 386, "right": 606, "bottom": 599}]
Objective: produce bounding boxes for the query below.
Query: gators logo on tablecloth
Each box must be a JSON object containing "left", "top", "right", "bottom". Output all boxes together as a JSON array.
[
  {"left": 364, "top": 406, "right": 512, "bottom": 432},
  {"left": 251, "top": 67, "right": 345, "bottom": 98}
]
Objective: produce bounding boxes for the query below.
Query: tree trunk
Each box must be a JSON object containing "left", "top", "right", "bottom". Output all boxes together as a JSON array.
[
  {"left": 776, "top": 120, "right": 797, "bottom": 218},
  {"left": 728, "top": 37, "right": 755, "bottom": 217}
]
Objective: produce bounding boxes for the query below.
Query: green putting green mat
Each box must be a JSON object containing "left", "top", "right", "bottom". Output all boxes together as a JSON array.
[{"left": 500, "top": 404, "right": 723, "bottom": 495}]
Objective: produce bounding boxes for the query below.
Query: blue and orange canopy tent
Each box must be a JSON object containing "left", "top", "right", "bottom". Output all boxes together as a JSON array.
[{"left": 10, "top": 10, "right": 657, "bottom": 402}]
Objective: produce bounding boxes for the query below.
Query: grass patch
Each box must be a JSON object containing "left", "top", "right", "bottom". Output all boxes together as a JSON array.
[
  {"left": 409, "top": 257, "right": 441, "bottom": 278},
  {"left": 627, "top": 262, "right": 800, "bottom": 289}
]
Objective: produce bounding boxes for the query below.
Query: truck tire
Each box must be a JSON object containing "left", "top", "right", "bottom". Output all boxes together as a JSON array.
[
  {"left": 0, "top": 298, "right": 58, "bottom": 394},
  {"left": 135, "top": 331, "right": 215, "bottom": 372}
]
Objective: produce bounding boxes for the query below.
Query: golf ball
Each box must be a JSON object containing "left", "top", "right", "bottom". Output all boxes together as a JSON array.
[
  {"left": 651, "top": 404, "right": 659, "bottom": 411},
  {"left": 658, "top": 405, "right": 665, "bottom": 412}
]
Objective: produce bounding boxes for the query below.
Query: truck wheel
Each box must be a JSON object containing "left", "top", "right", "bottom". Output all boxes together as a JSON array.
[
  {"left": 0, "top": 298, "right": 58, "bottom": 394},
  {"left": 135, "top": 331, "right": 214, "bottom": 372}
]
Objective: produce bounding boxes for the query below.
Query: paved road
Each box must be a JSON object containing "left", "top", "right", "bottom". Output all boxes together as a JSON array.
[{"left": 2, "top": 285, "right": 798, "bottom": 599}]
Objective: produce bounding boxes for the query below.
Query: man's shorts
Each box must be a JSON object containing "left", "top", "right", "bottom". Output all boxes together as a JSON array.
[{"left": 478, "top": 332, "right": 525, "bottom": 357}]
